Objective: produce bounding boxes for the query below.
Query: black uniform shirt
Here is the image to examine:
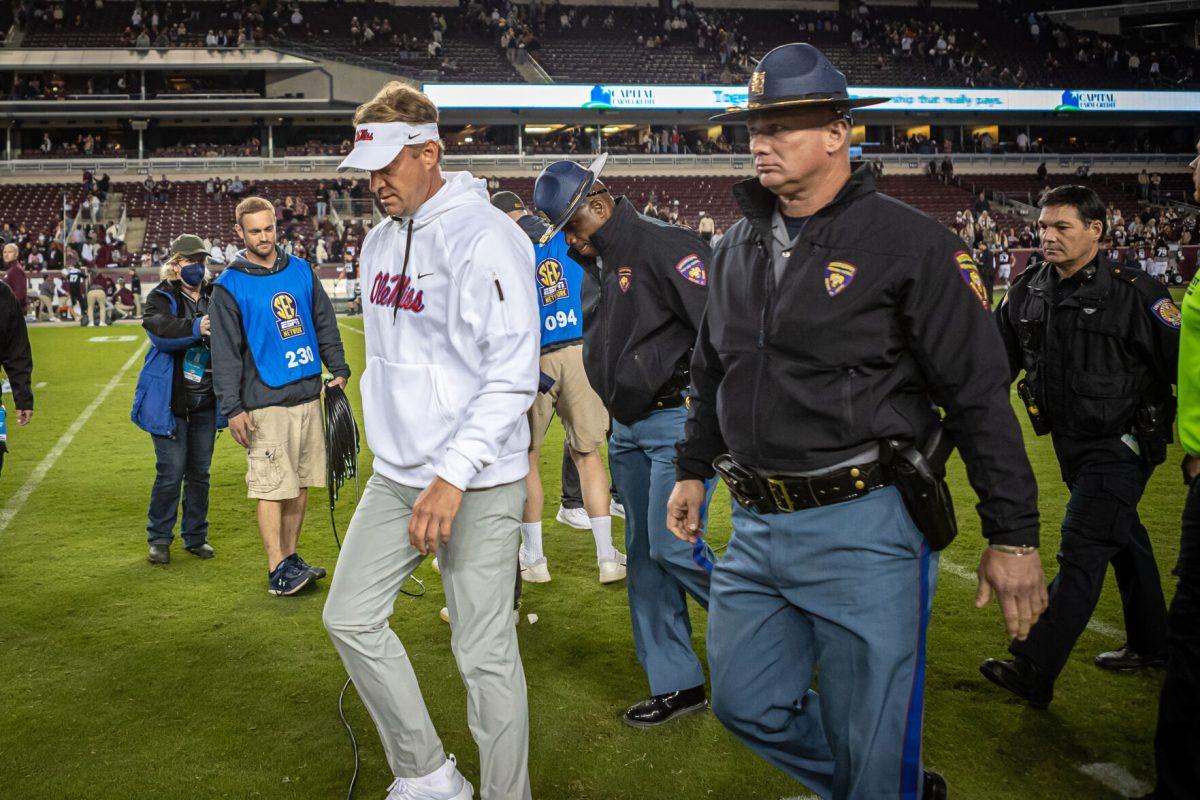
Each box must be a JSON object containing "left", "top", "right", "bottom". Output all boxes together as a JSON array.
[
  {"left": 583, "top": 197, "right": 711, "bottom": 424},
  {"left": 677, "top": 165, "right": 1040, "bottom": 545},
  {"left": 997, "top": 255, "right": 1179, "bottom": 481}
]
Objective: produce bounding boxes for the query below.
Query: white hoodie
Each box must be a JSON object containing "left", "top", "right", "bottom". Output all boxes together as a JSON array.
[{"left": 358, "top": 171, "right": 539, "bottom": 491}]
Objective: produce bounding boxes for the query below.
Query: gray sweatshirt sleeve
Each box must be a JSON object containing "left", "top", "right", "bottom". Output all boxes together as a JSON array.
[
  {"left": 311, "top": 271, "right": 350, "bottom": 380},
  {"left": 208, "top": 284, "right": 247, "bottom": 418}
]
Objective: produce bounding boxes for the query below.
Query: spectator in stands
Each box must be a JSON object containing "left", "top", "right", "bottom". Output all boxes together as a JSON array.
[
  {"left": 156, "top": 174, "right": 171, "bottom": 204},
  {"left": 228, "top": 175, "right": 245, "bottom": 198},
  {"left": 697, "top": 211, "right": 715, "bottom": 243},
  {"left": 1151, "top": 172, "right": 1163, "bottom": 203},
  {"left": 40, "top": 133, "right": 52, "bottom": 154},
  {"left": 1037, "top": 162, "right": 1048, "bottom": 182},
  {"left": 134, "top": 236, "right": 221, "bottom": 565},
  {"left": 1138, "top": 169, "right": 1151, "bottom": 201}
]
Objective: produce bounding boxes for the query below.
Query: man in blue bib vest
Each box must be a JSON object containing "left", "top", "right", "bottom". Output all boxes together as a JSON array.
[
  {"left": 210, "top": 196, "right": 351, "bottom": 597},
  {"left": 490, "top": 189, "right": 624, "bottom": 585}
]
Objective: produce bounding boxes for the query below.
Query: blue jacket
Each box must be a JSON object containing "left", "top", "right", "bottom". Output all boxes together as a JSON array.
[{"left": 131, "top": 281, "right": 228, "bottom": 436}]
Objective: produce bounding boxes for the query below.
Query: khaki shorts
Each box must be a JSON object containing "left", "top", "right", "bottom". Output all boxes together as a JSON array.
[
  {"left": 244, "top": 398, "right": 326, "bottom": 500},
  {"left": 528, "top": 344, "right": 609, "bottom": 454}
]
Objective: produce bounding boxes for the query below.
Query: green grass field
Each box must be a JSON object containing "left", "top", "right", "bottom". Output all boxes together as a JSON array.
[{"left": 0, "top": 317, "right": 1181, "bottom": 799}]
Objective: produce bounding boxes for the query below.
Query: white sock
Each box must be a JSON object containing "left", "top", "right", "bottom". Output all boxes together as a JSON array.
[
  {"left": 520, "top": 521, "right": 544, "bottom": 562},
  {"left": 590, "top": 516, "right": 616, "bottom": 561}
]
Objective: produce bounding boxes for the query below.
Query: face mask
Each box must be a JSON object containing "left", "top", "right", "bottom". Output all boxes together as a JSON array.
[{"left": 180, "top": 263, "right": 205, "bottom": 286}]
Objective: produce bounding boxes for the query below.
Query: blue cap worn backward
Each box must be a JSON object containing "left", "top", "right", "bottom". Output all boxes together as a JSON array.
[
  {"left": 710, "top": 43, "right": 889, "bottom": 123},
  {"left": 532, "top": 153, "right": 608, "bottom": 246}
]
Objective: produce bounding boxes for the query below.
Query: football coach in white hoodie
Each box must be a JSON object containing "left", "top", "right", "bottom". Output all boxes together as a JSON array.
[{"left": 322, "top": 82, "right": 540, "bottom": 800}]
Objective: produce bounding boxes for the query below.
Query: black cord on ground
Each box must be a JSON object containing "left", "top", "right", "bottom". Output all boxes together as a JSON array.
[{"left": 338, "top": 677, "right": 360, "bottom": 800}]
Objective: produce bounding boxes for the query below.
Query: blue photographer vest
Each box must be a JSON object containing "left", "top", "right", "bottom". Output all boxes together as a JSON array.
[
  {"left": 215, "top": 255, "right": 322, "bottom": 388},
  {"left": 535, "top": 231, "right": 585, "bottom": 349}
]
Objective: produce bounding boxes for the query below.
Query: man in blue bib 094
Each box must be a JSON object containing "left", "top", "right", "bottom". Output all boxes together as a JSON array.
[{"left": 210, "top": 196, "right": 351, "bottom": 597}]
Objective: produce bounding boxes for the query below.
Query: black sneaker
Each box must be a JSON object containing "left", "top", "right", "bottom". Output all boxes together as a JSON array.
[
  {"left": 288, "top": 552, "right": 326, "bottom": 580},
  {"left": 1095, "top": 644, "right": 1167, "bottom": 673},
  {"left": 268, "top": 558, "right": 317, "bottom": 596},
  {"left": 623, "top": 685, "right": 707, "bottom": 728}
]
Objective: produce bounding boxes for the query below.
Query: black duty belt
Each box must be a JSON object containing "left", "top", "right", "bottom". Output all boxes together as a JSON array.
[{"left": 713, "top": 455, "right": 890, "bottom": 515}]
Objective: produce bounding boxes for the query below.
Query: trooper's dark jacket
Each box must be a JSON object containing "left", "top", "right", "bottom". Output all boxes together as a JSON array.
[
  {"left": 582, "top": 197, "right": 711, "bottom": 424},
  {"left": 996, "top": 255, "right": 1179, "bottom": 479},
  {"left": 676, "top": 165, "right": 1040, "bottom": 546}
]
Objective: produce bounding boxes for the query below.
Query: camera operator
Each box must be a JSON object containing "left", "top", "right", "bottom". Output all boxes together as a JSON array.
[{"left": 132, "top": 235, "right": 223, "bottom": 564}]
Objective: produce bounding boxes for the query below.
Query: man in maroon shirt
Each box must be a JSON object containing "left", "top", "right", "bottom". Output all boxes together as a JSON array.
[{"left": 2, "top": 243, "right": 28, "bottom": 315}]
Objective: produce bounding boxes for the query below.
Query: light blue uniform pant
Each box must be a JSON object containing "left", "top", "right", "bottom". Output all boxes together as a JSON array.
[
  {"left": 708, "top": 486, "right": 938, "bottom": 800},
  {"left": 609, "top": 405, "right": 712, "bottom": 696}
]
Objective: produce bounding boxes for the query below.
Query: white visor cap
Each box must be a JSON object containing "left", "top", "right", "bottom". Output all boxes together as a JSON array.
[{"left": 337, "top": 122, "right": 441, "bottom": 172}]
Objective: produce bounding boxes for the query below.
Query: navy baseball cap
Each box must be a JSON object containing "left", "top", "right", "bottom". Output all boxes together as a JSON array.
[
  {"left": 711, "top": 43, "right": 888, "bottom": 123},
  {"left": 532, "top": 153, "right": 608, "bottom": 245}
]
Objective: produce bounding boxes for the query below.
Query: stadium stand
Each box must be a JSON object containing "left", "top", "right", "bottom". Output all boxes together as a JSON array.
[{"left": 10, "top": 1, "right": 1194, "bottom": 87}]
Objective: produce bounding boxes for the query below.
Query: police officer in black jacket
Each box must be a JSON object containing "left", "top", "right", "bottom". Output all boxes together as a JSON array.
[
  {"left": 534, "top": 154, "right": 715, "bottom": 728},
  {"left": 668, "top": 43, "right": 1046, "bottom": 800},
  {"left": 984, "top": 185, "right": 1177, "bottom": 707}
]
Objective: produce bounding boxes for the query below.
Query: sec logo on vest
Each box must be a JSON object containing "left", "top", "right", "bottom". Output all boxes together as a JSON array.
[
  {"left": 537, "top": 258, "right": 570, "bottom": 305},
  {"left": 272, "top": 291, "right": 306, "bottom": 339}
]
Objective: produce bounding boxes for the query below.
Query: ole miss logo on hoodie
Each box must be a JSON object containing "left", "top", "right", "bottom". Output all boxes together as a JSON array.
[{"left": 368, "top": 271, "right": 425, "bottom": 313}]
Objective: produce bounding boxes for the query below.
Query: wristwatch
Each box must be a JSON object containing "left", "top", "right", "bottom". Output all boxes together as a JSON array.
[{"left": 989, "top": 544, "right": 1038, "bottom": 556}]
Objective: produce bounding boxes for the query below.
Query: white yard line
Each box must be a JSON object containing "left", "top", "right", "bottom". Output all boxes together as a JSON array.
[
  {"left": 1078, "top": 762, "right": 1151, "bottom": 798},
  {"left": 939, "top": 556, "right": 1122, "bottom": 640},
  {"left": 0, "top": 341, "right": 148, "bottom": 535},
  {"left": 338, "top": 320, "right": 364, "bottom": 335}
]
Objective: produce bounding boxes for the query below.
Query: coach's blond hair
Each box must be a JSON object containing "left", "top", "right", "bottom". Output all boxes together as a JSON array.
[
  {"left": 354, "top": 81, "right": 439, "bottom": 126},
  {"left": 354, "top": 82, "right": 444, "bottom": 160}
]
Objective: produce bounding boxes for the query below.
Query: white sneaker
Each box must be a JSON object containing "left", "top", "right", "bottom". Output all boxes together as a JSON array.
[
  {"left": 598, "top": 550, "right": 627, "bottom": 584},
  {"left": 431, "top": 557, "right": 440, "bottom": 575},
  {"left": 609, "top": 500, "right": 625, "bottom": 519},
  {"left": 385, "top": 755, "right": 474, "bottom": 800},
  {"left": 520, "top": 552, "right": 551, "bottom": 583},
  {"left": 555, "top": 505, "right": 590, "bottom": 530}
]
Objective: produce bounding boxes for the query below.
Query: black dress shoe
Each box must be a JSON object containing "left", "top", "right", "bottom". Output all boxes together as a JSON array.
[
  {"left": 185, "top": 543, "right": 215, "bottom": 559},
  {"left": 923, "top": 770, "right": 948, "bottom": 800},
  {"left": 148, "top": 543, "right": 170, "bottom": 565},
  {"left": 1095, "top": 644, "right": 1166, "bottom": 673},
  {"left": 979, "top": 657, "right": 1053, "bottom": 709},
  {"left": 622, "top": 685, "right": 707, "bottom": 728}
]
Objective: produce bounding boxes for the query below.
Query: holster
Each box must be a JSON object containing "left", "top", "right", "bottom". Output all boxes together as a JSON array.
[
  {"left": 1132, "top": 395, "right": 1176, "bottom": 467},
  {"left": 881, "top": 423, "right": 959, "bottom": 551}
]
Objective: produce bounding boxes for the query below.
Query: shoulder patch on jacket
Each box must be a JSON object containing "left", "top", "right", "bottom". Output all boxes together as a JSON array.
[
  {"left": 675, "top": 254, "right": 707, "bottom": 287},
  {"left": 955, "top": 250, "right": 990, "bottom": 311},
  {"left": 1150, "top": 297, "right": 1182, "bottom": 329}
]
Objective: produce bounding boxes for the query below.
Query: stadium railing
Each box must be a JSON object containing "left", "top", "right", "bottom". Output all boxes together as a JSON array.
[{"left": 0, "top": 153, "right": 1191, "bottom": 176}]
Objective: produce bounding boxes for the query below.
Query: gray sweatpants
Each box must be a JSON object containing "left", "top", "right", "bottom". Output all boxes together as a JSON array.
[{"left": 322, "top": 473, "right": 531, "bottom": 800}]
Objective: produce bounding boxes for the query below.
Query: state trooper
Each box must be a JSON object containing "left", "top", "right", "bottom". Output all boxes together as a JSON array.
[
  {"left": 668, "top": 43, "right": 1047, "bottom": 799},
  {"left": 534, "top": 154, "right": 716, "bottom": 728},
  {"left": 984, "top": 185, "right": 1177, "bottom": 707}
]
